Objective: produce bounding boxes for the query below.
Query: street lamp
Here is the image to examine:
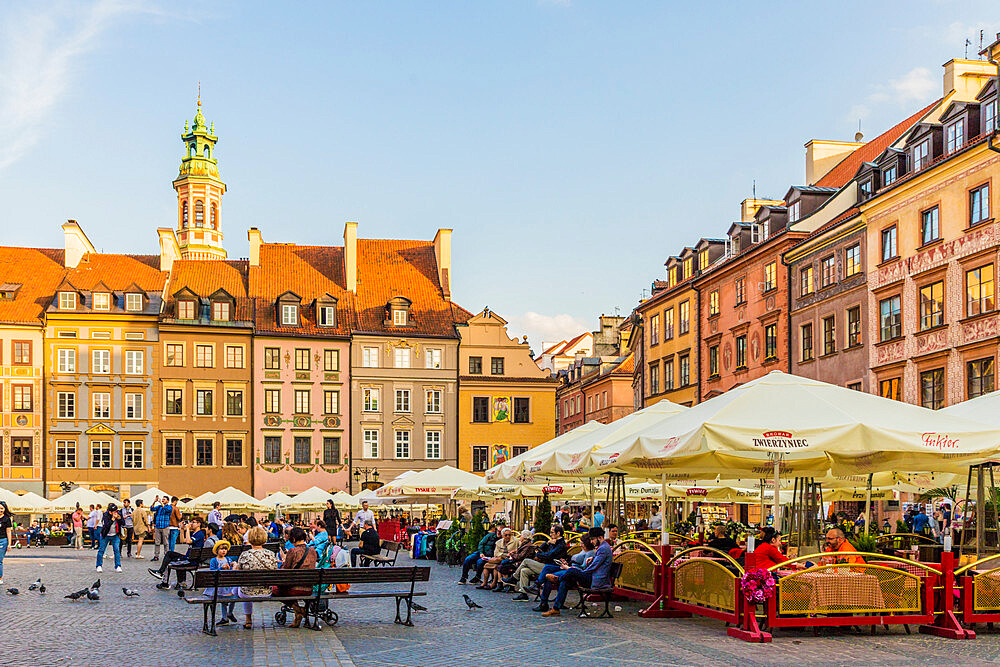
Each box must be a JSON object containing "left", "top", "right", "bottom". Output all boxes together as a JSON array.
[{"left": 353, "top": 467, "right": 381, "bottom": 490}]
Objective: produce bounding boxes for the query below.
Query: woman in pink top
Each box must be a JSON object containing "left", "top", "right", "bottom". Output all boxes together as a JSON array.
[{"left": 71, "top": 507, "right": 85, "bottom": 550}]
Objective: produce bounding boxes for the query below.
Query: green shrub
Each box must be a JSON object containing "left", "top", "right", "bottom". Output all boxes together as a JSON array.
[
  {"left": 535, "top": 491, "right": 553, "bottom": 536},
  {"left": 463, "top": 511, "right": 487, "bottom": 553}
]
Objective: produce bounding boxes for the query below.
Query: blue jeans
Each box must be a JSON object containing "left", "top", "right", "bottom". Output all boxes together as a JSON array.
[
  {"left": 460, "top": 552, "right": 482, "bottom": 580},
  {"left": 552, "top": 568, "right": 592, "bottom": 609},
  {"left": 168, "top": 527, "right": 179, "bottom": 552},
  {"left": 97, "top": 534, "right": 121, "bottom": 569},
  {"left": 0, "top": 538, "right": 8, "bottom": 578},
  {"left": 536, "top": 563, "right": 562, "bottom": 587}
]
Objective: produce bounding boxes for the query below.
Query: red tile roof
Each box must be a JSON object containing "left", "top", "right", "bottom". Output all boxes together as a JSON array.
[
  {"left": 814, "top": 100, "right": 940, "bottom": 188},
  {"left": 65, "top": 253, "right": 167, "bottom": 292},
  {"left": 0, "top": 247, "right": 66, "bottom": 325},
  {"left": 166, "top": 259, "right": 252, "bottom": 321}
]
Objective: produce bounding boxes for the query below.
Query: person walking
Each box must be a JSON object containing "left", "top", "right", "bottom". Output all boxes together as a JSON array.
[
  {"left": 121, "top": 498, "right": 135, "bottom": 558},
  {"left": 0, "top": 501, "right": 12, "bottom": 585},
  {"left": 168, "top": 496, "right": 182, "bottom": 553},
  {"left": 152, "top": 497, "right": 173, "bottom": 562},
  {"left": 86, "top": 504, "right": 99, "bottom": 549},
  {"left": 133, "top": 499, "right": 150, "bottom": 559},
  {"left": 207, "top": 501, "right": 224, "bottom": 529},
  {"left": 71, "top": 505, "right": 85, "bottom": 550},
  {"left": 96, "top": 503, "right": 124, "bottom": 573},
  {"left": 323, "top": 500, "right": 341, "bottom": 542}
]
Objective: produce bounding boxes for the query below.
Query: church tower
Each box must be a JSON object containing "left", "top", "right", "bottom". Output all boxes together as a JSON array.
[{"left": 173, "top": 94, "right": 227, "bottom": 260}]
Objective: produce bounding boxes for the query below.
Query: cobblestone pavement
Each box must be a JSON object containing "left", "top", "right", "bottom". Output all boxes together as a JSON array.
[{"left": 4, "top": 547, "right": 1000, "bottom": 666}]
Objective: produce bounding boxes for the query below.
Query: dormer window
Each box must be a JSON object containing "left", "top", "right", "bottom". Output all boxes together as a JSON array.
[
  {"left": 126, "top": 293, "right": 142, "bottom": 312},
  {"left": 281, "top": 304, "right": 298, "bottom": 326},
  {"left": 59, "top": 292, "right": 76, "bottom": 310},
  {"left": 912, "top": 140, "right": 930, "bottom": 171},
  {"left": 682, "top": 258, "right": 693, "bottom": 279},
  {"left": 986, "top": 99, "right": 997, "bottom": 133},
  {"left": 698, "top": 250, "right": 708, "bottom": 271},
  {"left": 0, "top": 283, "right": 20, "bottom": 300},
  {"left": 882, "top": 165, "right": 897, "bottom": 187},
  {"left": 93, "top": 292, "right": 111, "bottom": 311},
  {"left": 213, "top": 301, "right": 230, "bottom": 321},
  {"left": 386, "top": 296, "right": 412, "bottom": 327},
  {"left": 178, "top": 300, "right": 196, "bottom": 319},
  {"left": 320, "top": 305, "right": 336, "bottom": 326},
  {"left": 946, "top": 119, "right": 965, "bottom": 154},
  {"left": 859, "top": 178, "right": 873, "bottom": 200},
  {"left": 788, "top": 201, "right": 801, "bottom": 223},
  {"left": 393, "top": 309, "right": 408, "bottom": 326}
]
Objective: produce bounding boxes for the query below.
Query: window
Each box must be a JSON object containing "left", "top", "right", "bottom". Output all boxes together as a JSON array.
[
  {"left": 182, "top": 200, "right": 189, "bottom": 226},
  {"left": 265, "top": 388, "right": 280, "bottom": 413},
  {"left": 860, "top": 179, "right": 873, "bottom": 199},
  {"left": 395, "top": 389, "right": 410, "bottom": 412},
  {"left": 295, "top": 348, "right": 310, "bottom": 371},
  {"left": 212, "top": 301, "right": 230, "bottom": 321},
  {"left": 679, "top": 300, "right": 690, "bottom": 335},
  {"left": 294, "top": 437, "right": 310, "bottom": 465},
  {"left": 735, "top": 335, "right": 747, "bottom": 369},
  {"left": 649, "top": 363, "right": 660, "bottom": 393},
  {"left": 323, "top": 390, "right": 339, "bottom": 414},
  {"left": 11, "top": 438, "right": 31, "bottom": 466},
  {"left": 473, "top": 396, "right": 490, "bottom": 423},
  {"left": 763, "top": 262, "right": 776, "bottom": 292},
  {"left": 845, "top": 244, "right": 861, "bottom": 277},
  {"left": 883, "top": 165, "right": 897, "bottom": 186},
  {"left": 263, "top": 437, "right": 281, "bottom": 464},
  {"left": 362, "top": 347, "right": 379, "bottom": 368},
  {"left": 92, "top": 392, "right": 110, "bottom": 419},
  {"left": 323, "top": 437, "right": 340, "bottom": 465},
  {"left": 123, "top": 441, "right": 143, "bottom": 469},
  {"left": 921, "top": 207, "right": 940, "bottom": 245},
  {"left": 664, "top": 360, "right": 674, "bottom": 390},
  {"left": 847, "top": 382, "right": 862, "bottom": 391},
  {"left": 12, "top": 341, "right": 30, "bottom": 365},
  {"left": 92, "top": 349, "right": 110, "bottom": 374},
  {"left": 664, "top": 308, "right": 674, "bottom": 339},
  {"left": 93, "top": 292, "right": 110, "bottom": 311},
  {"left": 913, "top": 140, "right": 930, "bottom": 171},
  {"left": 788, "top": 200, "right": 801, "bottom": 223},
  {"left": 226, "top": 346, "right": 244, "bottom": 369},
  {"left": 165, "top": 388, "right": 182, "bottom": 415},
  {"left": 514, "top": 397, "right": 530, "bottom": 423},
  {"left": 294, "top": 389, "right": 310, "bottom": 414},
  {"left": 708, "top": 345, "right": 719, "bottom": 377},
  {"left": 735, "top": 277, "right": 746, "bottom": 304},
  {"left": 264, "top": 347, "right": 281, "bottom": 370},
  {"left": 323, "top": 349, "right": 339, "bottom": 371},
  {"left": 821, "top": 317, "right": 835, "bottom": 356},
  {"left": 226, "top": 439, "right": 243, "bottom": 467},
  {"left": 426, "top": 389, "right": 441, "bottom": 414},
  {"left": 394, "top": 347, "right": 411, "bottom": 368},
  {"left": 319, "top": 305, "right": 336, "bottom": 327},
  {"left": 970, "top": 184, "right": 991, "bottom": 226},
  {"left": 800, "top": 267, "right": 814, "bottom": 296},
  {"left": 491, "top": 357, "right": 504, "bottom": 375},
  {"left": 821, "top": 256, "right": 835, "bottom": 287},
  {"left": 699, "top": 249, "right": 709, "bottom": 270},
  {"left": 195, "top": 344, "right": 213, "bottom": 368},
  {"left": 469, "top": 356, "right": 483, "bottom": 374},
  {"left": 178, "top": 300, "right": 195, "bottom": 319},
  {"left": 649, "top": 314, "right": 660, "bottom": 345},
  {"left": 764, "top": 323, "right": 778, "bottom": 359},
  {"left": 56, "top": 440, "right": 76, "bottom": 468},
  {"left": 195, "top": 200, "right": 204, "bottom": 226},
  {"left": 683, "top": 257, "right": 693, "bottom": 279},
  {"left": 800, "top": 323, "right": 814, "bottom": 361},
  {"left": 919, "top": 281, "right": 944, "bottom": 330},
  {"left": 125, "top": 393, "right": 143, "bottom": 419},
  {"left": 281, "top": 304, "right": 298, "bottom": 326},
  {"left": 165, "top": 343, "right": 183, "bottom": 367},
  {"left": 920, "top": 368, "right": 945, "bottom": 410},
  {"left": 425, "top": 431, "right": 441, "bottom": 459},
  {"left": 968, "top": 358, "right": 996, "bottom": 399},
  {"left": 425, "top": 348, "right": 442, "bottom": 369},
  {"left": 880, "top": 377, "right": 901, "bottom": 401},
  {"left": 393, "top": 309, "right": 408, "bottom": 326},
  {"left": 125, "top": 350, "right": 143, "bottom": 375},
  {"left": 472, "top": 446, "right": 489, "bottom": 472},
  {"left": 59, "top": 292, "right": 76, "bottom": 310},
  {"left": 363, "top": 387, "right": 380, "bottom": 412},
  {"left": 946, "top": 119, "right": 965, "bottom": 154},
  {"left": 58, "top": 348, "right": 76, "bottom": 373},
  {"left": 708, "top": 290, "right": 719, "bottom": 316},
  {"left": 967, "top": 265, "right": 996, "bottom": 316},
  {"left": 881, "top": 226, "right": 897, "bottom": 261},
  {"left": 395, "top": 430, "right": 410, "bottom": 458},
  {"left": 363, "top": 429, "right": 379, "bottom": 458},
  {"left": 57, "top": 391, "right": 75, "bottom": 418},
  {"left": 91, "top": 441, "right": 111, "bottom": 469},
  {"left": 879, "top": 295, "right": 902, "bottom": 341},
  {"left": 126, "top": 293, "right": 142, "bottom": 312},
  {"left": 847, "top": 306, "right": 861, "bottom": 347},
  {"left": 196, "top": 438, "right": 213, "bottom": 466},
  {"left": 196, "top": 389, "right": 213, "bottom": 415},
  {"left": 986, "top": 99, "right": 998, "bottom": 133},
  {"left": 226, "top": 390, "right": 243, "bottom": 416},
  {"left": 679, "top": 355, "right": 690, "bottom": 386}
]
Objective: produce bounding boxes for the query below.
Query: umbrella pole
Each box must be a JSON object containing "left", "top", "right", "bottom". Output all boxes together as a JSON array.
[
  {"left": 589, "top": 478, "right": 595, "bottom": 528},
  {"left": 660, "top": 473, "right": 667, "bottom": 546},
  {"left": 864, "top": 473, "right": 873, "bottom": 534},
  {"left": 759, "top": 479, "right": 765, "bottom": 528},
  {"left": 773, "top": 457, "right": 781, "bottom": 531}
]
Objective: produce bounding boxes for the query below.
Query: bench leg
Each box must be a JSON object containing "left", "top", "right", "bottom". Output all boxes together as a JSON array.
[
  {"left": 576, "top": 591, "right": 588, "bottom": 618},
  {"left": 206, "top": 603, "right": 218, "bottom": 636},
  {"left": 597, "top": 595, "right": 613, "bottom": 619},
  {"left": 202, "top": 603, "right": 210, "bottom": 635}
]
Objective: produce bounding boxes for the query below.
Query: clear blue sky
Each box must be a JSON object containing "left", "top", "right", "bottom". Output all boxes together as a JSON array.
[{"left": 1, "top": 1, "right": 997, "bottom": 349}]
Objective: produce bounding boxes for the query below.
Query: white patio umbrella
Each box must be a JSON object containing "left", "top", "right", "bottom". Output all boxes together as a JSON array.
[
  {"left": 940, "top": 390, "right": 1000, "bottom": 423},
  {"left": 47, "top": 487, "right": 119, "bottom": 512},
  {"left": 0, "top": 487, "right": 50, "bottom": 513},
  {"left": 483, "top": 421, "right": 606, "bottom": 483},
  {"left": 191, "top": 487, "right": 269, "bottom": 513},
  {"left": 260, "top": 491, "right": 294, "bottom": 509},
  {"left": 331, "top": 491, "right": 359, "bottom": 509},
  {"left": 179, "top": 491, "right": 216, "bottom": 511},
  {"left": 376, "top": 465, "right": 486, "bottom": 499},
  {"left": 129, "top": 487, "right": 170, "bottom": 507},
  {"left": 279, "top": 486, "right": 334, "bottom": 512}
]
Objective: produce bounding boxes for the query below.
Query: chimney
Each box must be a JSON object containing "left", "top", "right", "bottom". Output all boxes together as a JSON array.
[
  {"left": 343, "top": 222, "right": 357, "bottom": 292},
  {"left": 62, "top": 219, "right": 96, "bottom": 268},
  {"left": 942, "top": 58, "right": 995, "bottom": 102},
  {"left": 248, "top": 227, "right": 263, "bottom": 267},
  {"left": 803, "top": 140, "right": 863, "bottom": 185},
  {"left": 157, "top": 228, "right": 181, "bottom": 271},
  {"left": 433, "top": 228, "right": 452, "bottom": 301}
]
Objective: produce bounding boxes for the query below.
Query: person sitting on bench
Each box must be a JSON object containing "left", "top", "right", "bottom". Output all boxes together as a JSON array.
[
  {"left": 350, "top": 520, "right": 381, "bottom": 567},
  {"left": 279, "top": 527, "right": 318, "bottom": 628},
  {"left": 150, "top": 518, "right": 205, "bottom": 589},
  {"left": 535, "top": 526, "right": 613, "bottom": 617}
]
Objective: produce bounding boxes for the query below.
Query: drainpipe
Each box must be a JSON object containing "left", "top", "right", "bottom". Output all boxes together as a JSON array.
[
  {"left": 990, "top": 49, "right": 1000, "bottom": 154},
  {"left": 780, "top": 249, "right": 793, "bottom": 373},
  {"left": 694, "top": 282, "right": 702, "bottom": 404}
]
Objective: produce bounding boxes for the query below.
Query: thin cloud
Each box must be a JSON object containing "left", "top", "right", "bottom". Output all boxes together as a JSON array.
[
  {"left": 0, "top": 0, "right": 159, "bottom": 171},
  {"left": 506, "top": 311, "right": 590, "bottom": 354},
  {"left": 846, "top": 67, "right": 936, "bottom": 125}
]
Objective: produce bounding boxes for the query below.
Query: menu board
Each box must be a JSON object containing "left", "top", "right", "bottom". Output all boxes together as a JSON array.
[{"left": 699, "top": 505, "right": 730, "bottom": 523}]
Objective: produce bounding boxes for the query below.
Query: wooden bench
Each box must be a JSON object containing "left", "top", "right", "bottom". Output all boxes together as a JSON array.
[
  {"left": 186, "top": 566, "right": 431, "bottom": 635},
  {"left": 574, "top": 562, "right": 624, "bottom": 619},
  {"left": 360, "top": 540, "right": 401, "bottom": 567},
  {"left": 168, "top": 542, "right": 279, "bottom": 588}
]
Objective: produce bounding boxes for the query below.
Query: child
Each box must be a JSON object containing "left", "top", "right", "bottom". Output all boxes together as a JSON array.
[{"left": 207, "top": 540, "right": 238, "bottom": 625}]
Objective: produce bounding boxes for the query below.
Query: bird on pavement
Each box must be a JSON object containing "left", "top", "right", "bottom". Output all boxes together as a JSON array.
[
  {"left": 462, "top": 594, "right": 483, "bottom": 610},
  {"left": 86, "top": 589, "right": 100, "bottom": 601},
  {"left": 65, "top": 588, "right": 90, "bottom": 600},
  {"left": 91, "top": 579, "right": 101, "bottom": 591},
  {"left": 27, "top": 579, "right": 41, "bottom": 591},
  {"left": 39, "top": 584, "right": 46, "bottom": 593},
  {"left": 6, "top": 588, "right": 19, "bottom": 596},
  {"left": 123, "top": 587, "right": 140, "bottom": 597},
  {"left": 409, "top": 602, "right": 427, "bottom": 612}
]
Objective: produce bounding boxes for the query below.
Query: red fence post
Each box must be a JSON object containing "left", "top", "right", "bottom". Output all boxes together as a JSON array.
[
  {"left": 919, "top": 550, "right": 975, "bottom": 639},
  {"left": 639, "top": 544, "right": 690, "bottom": 618}
]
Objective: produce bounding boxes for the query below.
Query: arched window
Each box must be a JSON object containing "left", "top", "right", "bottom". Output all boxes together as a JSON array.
[
  {"left": 195, "top": 200, "right": 204, "bottom": 227},
  {"left": 204, "top": 145, "right": 211, "bottom": 159},
  {"left": 182, "top": 201, "right": 189, "bottom": 227},
  {"left": 190, "top": 142, "right": 197, "bottom": 157},
  {"left": 210, "top": 203, "right": 217, "bottom": 229}
]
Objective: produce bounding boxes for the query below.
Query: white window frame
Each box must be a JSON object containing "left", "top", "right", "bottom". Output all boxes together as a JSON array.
[
  {"left": 125, "top": 350, "right": 144, "bottom": 375},
  {"left": 946, "top": 118, "right": 966, "bottom": 154},
  {"left": 195, "top": 344, "right": 213, "bottom": 368},
  {"left": 213, "top": 301, "right": 230, "bottom": 321},
  {"left": 320, "top": 305, "right": 336, "bottom": 326},
  {"left": 126, "top": 293, "right": 142, "bottom": 312},
  {"left": 393, "top": 309, "right": 408, "bottom": 326},
  {"left": 59, "top": 292, "right": 76, "bottom": 310},
  {"left": 323, "top": 390, "right": 339, "bottom": 414},
  {"left": 225, "top": 345, "right": 244, "bottom": 369},
  {"left": 394, "top": 347, "right": 411, "bottom": 368},
  {"left": 91, "top": 441, "right": 111, "bottom": 469},
  {"left": 56, "top": 440, "right": 76, "bottom": 468},
  {"left": 426, "top": 389, "right": 442, "bottom": 414},
  {"left": 92, "top": 392, "right": 111, "bottom": 419},
  {"left": 178, "top": 300, "right": 196, "bottom": 319},
  {"left": 425, "top": 430, "right": 442, "bottom": 459},
  {"left": 93, "top": 292, "right": 111, "bottom": 311},
  {"left": 294, "top": 389, "right": 311, "bottom": 414},
  {"left": 363, "top": 429, "right": 379, "bottom": 459},
  {"left": 281, "top": 304, "right": 298, "bottom": 325},
  {"left": 425, "top": 348, "right": 442, "bottom": 369},
  {"left": 363, "top": 387, "right": 380, "bottom": 412},
  {"left": 92, "top": 349, "right": 110, "bottom": 374},
  {"left": 362, "top": 346, "right": 379, "bottom": 368},
  {"left": 395, "top": 430, "right": 411, "bottom": 459},
  {"left": 125, "top": 393, "right": 143, "bottom": 420},
  {"left": 395, "top": 389, "right": 410, "bottom": 413},
  {"left": 57, "top": 391, "right": 76, "bottom": 418},
  {"left": 123, "top": 441, "right": 143, "bottom": 469},
  {"left": 57, "top": 348, "right": 76, "bottom": 373}
]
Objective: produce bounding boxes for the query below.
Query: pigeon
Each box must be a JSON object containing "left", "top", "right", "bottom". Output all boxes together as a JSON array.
[
  {"left": 122, "top": 587, "right": 140, "bottom": 597},
  {"left": 91, "top": 579, "right": 101, "bottom": 591},
  {"left": 65, "top": 588, "right": 90, "bottom": 600},
  {"left": 39, "top": 584, "right": 45, "bottom": 594},
  {"left": 177, "top": 589, "right": 185, "bottom": 599},
  {"left": 462, "top": 594, "right": 482, "bottom": 610},
  {"left": 27, "top": 579, "right": 41, "bottom": 591},
  {"left": 409, "top": 601, "right": 427, "bottom": 612},
  {"left": 6, "top": 588, "right": 19, "bottom": 596},
  {"left": 86, "top": 589, "right": 100, "bottom": 601}
]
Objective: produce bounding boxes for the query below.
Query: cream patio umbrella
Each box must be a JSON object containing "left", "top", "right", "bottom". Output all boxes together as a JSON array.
[
  {"left": 180, "top": 491, "right": 216, "bottom": 511},
  {"left": 940, "top": 390, "right": 1000, "bottom": 422},
  {"left": 0, "top": 487, "right": 50, "bottom": 513},
  {"left": 192, "top": 487, "right": 270, "bottom": 513},
  {"left": 331, "top": 491, "right": 359, "bottom": 509},
  {"left": 260, "top": 491, "right": 294, "bottom": 509},
  {"left": 483, "top": 421, "right": 606, "bottom": 483},
  {"left": 129, "top": 487, "right": 170, "bottom": 507},
  {"left": 376, "top": 465, "right": 486, "bottom": 499},
  {"left": 47, "top": 487, "right": 119, "bottom": 512},
  {"left": 280, "top": 486, "right": 334, "bottom": 512}
]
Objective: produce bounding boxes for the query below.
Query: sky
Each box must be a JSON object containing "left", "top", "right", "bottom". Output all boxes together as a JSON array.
[{"left": 1, "top": 1, "right": 998, "bottom": 350}]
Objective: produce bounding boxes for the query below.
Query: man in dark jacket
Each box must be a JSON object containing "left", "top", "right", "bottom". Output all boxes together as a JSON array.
[
  {"left": 350, "top": 521, "right": 381, "bottom": 566},
  {"left": 96, "top": 504, "right": 125, "bottom": 573},
  {"left": 539, "top": 527, "right": 614, "bottom": 616},
  {"left": 458, "top": 525, "right": 499, "bottom": 584},
  {"left": 510, "top": 525, "right": 566, "bottom": 600}
]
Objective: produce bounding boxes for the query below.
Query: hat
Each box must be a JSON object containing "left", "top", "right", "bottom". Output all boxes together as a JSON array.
[
  {"left": 213, "top": 540, "right": 231, "bottom": 555},
  {"left": 107, "top": 503, "right": 118, "bottom": 512}
]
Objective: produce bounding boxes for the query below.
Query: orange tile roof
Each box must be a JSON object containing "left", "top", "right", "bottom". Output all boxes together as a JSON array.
[
  {"left": 65, "top": 253, "right": 167, "bottom": 292},
  {"left": 814, "top": 100, "right": 940, "bottom": 188},
  {"left": 166, "top": 259, "right": 252, "bottom": 321},
  {"left": 0, "top": 247, "right": 66, "bottom": 325}
]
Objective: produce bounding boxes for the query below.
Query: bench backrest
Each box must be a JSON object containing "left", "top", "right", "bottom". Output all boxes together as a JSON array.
[
  {"left": 610, "top": 561, "right": 624, "bottom": 583},
  {"left": 192, "top": 565, "right": 431, "bottom": 590},
  {"left": 380, "top": 541, "right": 401, "bottom": 554}
]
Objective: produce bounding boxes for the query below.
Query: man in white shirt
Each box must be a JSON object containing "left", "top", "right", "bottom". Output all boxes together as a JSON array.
[
  {"left": 352, "top": 501, "right": 376, "bottom": 535},
  {"left": 88, "top": 505, "right": 103, "bottom": 550},
  {"left": 206, "top": 502, "right": 224, "bottom": 529},
  {"left": 649, "top": 504, "right": 663, "bottom": 531}
]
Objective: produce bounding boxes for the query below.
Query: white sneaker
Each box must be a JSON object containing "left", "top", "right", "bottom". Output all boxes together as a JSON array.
[
  {"left": 96, "top": 566, "right": 103, "bottom": 572},
  {"left": 115, "top": 566, "right": 122, "bottom": 572}
]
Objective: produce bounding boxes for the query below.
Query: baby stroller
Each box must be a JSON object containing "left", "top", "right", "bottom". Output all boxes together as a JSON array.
[{"left": 274, "top": 542, "right": 339, "bottom": 628}]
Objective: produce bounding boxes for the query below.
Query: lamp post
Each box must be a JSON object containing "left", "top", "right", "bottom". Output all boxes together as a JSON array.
[{"left": 353, "top": 467, "right": 381, "bottom": 491}]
